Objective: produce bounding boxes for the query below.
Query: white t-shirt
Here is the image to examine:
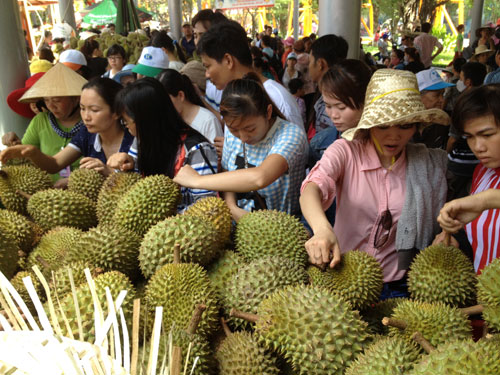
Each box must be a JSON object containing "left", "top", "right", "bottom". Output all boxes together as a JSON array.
[
  {"left": 169, "top": 60, "right": 185, "bottom": 72},
  {"left": 205, "top": 80, "right": 223, "bottom": 111},
  {"left": 190, "top": 106, "right": 223, "bottom": 143},
  {"left": 263, "top": 79, "right": 304, "bottom": 128}
]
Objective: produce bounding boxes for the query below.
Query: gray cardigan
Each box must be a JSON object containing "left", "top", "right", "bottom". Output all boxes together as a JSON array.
[{"left": 395, "top": 143, "right": 448, "bottom": 269}]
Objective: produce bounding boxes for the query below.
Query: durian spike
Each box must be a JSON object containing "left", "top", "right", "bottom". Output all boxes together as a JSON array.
[
  {"left": 412, "top": 331, "right": 435, "bottom": 353},
  {"left": 15, "top": 190, "right": 32, "bottom": 200},
  {"left": 186, "top": 303, "right": 206, "bottom": 335},
  {"left": 173, "top": 243, "right": 181, "bottom": 264},
  {"left": 229, "top": 308, "right": 259, "bottom": 323},
  {"left": 35, "top": 255, "right": 51, "bottom": 271},
  {"left": 170, "top": 346, "right": 182, "bottom": 375},
  {"left": 130, "top": 298, "right": 141, "bottom": 375},
  {"left": 460, "top": 304, "right": 484, "bottom": 316},
  {"left": 221, "top": 317, "right": 232, "bottom": 337},
  {"left": 382, "top": 317, "right": 408, "bottom": 330}
]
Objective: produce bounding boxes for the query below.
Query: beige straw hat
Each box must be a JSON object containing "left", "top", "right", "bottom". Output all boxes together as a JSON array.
[
  {"left": 19, "top": 63, "right": 88, "bottom": 103},
  {"left": 473, "top": 44, "right": 494, "bottom": 58},
  {"left": 342, "top": 69, "right": 450, "bottom": 141}
]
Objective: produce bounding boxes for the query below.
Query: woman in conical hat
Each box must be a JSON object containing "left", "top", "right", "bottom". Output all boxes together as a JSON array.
[{"left": 300, "top": 69, "right": 450, "bottom": 300}]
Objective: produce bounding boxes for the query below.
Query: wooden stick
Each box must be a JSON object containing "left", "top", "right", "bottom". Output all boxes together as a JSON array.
[
  {"left": 460, "top": 304, "right": 484, "bottom": 316},
  {"left": 412, "top": 331, "right": 435, "bottom": 353},
  {"left": 186, "top": 304, "right": 206, "bottom": 335},
  {"left": 443, "top": 232, "right": 451, "bottom": 246},
  {"left": 230, "top": 308, "right": 259, "bottom": 323},
  {"left": 15, "top": 190, "right": 32, "bottom": 200},
  {"left": 130, "top": 299, "right": 141, "bottom": 375},
  {"left": 170, "top": 346, "right": 182, "bottom": 375},
  {"left": 221, "top": 317, "right": 232, "bottom": 337},
  {"left": 173, "top": 244, "right": 181, "bottom": 264},
  {"left": 382, "top": 317, "right": 408, "bottom": 330}
]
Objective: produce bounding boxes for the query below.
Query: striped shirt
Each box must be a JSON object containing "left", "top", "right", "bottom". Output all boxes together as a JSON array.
[{"left": 466, "top": 164, "right": 500, "bottom": 274}]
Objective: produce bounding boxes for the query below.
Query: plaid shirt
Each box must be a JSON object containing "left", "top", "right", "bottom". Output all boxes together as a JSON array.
[{"left": 221, "top": 118, "right": 307, "bottom": 214}]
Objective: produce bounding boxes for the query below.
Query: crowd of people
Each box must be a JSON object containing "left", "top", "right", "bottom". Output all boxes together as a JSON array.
[{"left": 3, "top": 10, "right": 500, "bottom": 301}]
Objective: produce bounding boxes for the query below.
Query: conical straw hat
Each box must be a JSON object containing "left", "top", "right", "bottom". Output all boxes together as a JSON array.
[
  {"left": 19, "top": 63, "right": 88, "bottom": 103},
  {"left": 342, "top": 69, "right": 450, "bottom": 141}
]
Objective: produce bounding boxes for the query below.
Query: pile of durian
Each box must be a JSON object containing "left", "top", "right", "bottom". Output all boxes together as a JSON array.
[{"left": 0, "top": 163, "right": 499, "bottom": 374}]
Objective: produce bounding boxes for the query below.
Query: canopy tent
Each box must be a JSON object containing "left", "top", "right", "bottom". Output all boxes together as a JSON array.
[{"left": 81, "top": 0, "right": 152, "bottom": 27}]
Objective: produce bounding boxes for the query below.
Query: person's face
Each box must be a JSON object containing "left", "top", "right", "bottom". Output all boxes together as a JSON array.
[
  {"left": 370, "top": 124, "right": 417, "bottom": 163},
  {"left": 201, "top": 54, "right": 236, "bottom": 90},
  {"left": 183, "top": 25, "right": 192, "bottom": 38},
  {"left": 225, "top": 107, "right": 272, "bottom": 145},
  {"left": 495, "top": 52, "right": 500, "bottom": 68},
  {"left": 304, "top": 40, "right": 312, "bottom": 53},
  {"left": 459, "top": 71, "right": 472, "bottom": 90},
  {"left": 121, "top": 111, "right": 136, "bottom": 137},
  {"left": 308, "top": 55, "right": 324, "bottom": 83},
  {"left": 464, "top": 115, "right": 500, "bottom": 169},
  {"left": 80, "top": 88, "right": 117, "bottom": 134},
  {"left": 323, "top": 94, "right": 363, "bottom": 133},
  {"left": 193, "top": 22, "right": 208, "bottom": 46},
  {"left": 390, "top": 51, "right": 400, "bottom": 66},
  {"left": 29, "top": 102, "right": 41, "bottom": 115},
  {"left": 477, "top": 53, "right": 489, "bottom": 64},
  {"left": 265, "top": 28, "right": 272, "bottom": 36},
  {"left": 44, "top": 96, "right": 79, "bottom": 120},
  {"left": 480, "top": 29, "right": 490, "bottom": 39},
  {"left": 286, "top": 58, "right": 297, "bottom": 70},
  {"left": 420, "top": 89, "right": 445, "bottom": 110},
  {"left": 108, "top": 54, "right": 124, "bottom": 71}
]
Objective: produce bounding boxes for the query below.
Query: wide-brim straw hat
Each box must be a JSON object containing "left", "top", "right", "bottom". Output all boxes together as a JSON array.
[
  {"left": 473, "top": 44, "right": 494, "bottom": 58},
  {"left": 342, "top": 69, "right": 450, "bottom": 141},
  {"left": 19, "top": 63, "right": 88, "bottom": 103},
  {"left": 475, "top": 24, "right": 493, "bottom": 38}
]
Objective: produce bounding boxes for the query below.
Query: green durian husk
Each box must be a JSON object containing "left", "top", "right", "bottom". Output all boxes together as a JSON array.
[
  {"left": 68, "top": 168, "right": 105, "bottom": 203},
  {"left": 207, "top": 250, "right": 245, "bottom": 298},
  {"left": 360, "top": 297, "right": 407, "bottom": 335},
  {"left": 477, "top": 258, "right": 500, "bottom": 331},
  {"left": 10, "top": 270, "right": 43, "bottom": 310},
  {"left": 0, "top": 209, "right": 37, "bottom": 252},
  {"left": 0, "top": 233, "right": 21, "bottom": 279}
]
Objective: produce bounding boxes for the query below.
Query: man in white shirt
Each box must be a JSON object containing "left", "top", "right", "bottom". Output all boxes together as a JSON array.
[{"left": 414, "top": 22, "right": 443, "bottom": 69}]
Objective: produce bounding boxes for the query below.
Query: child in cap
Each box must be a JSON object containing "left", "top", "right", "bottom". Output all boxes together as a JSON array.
[
  {"left": 282, "top": 52, "right": 300, "bottom": 90},
  {"left": 132, "top": 46, "right": 169, "bottom": 78}
]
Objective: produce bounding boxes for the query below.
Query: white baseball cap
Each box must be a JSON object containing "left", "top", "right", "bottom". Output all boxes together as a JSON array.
[
  {"left": 416, "top": 68, "right": 455, "bottom": 91},
  {"left": 59, "top": 49, "right": 87, "bottom": 71},
  {"left": 132, "top": 47, "right": 169, "bottom": 77}
]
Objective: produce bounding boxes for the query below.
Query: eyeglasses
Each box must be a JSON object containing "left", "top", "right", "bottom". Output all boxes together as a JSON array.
[
  {"left": 373, "top": 209, "right": 392, "bottom": 248},
  {"left": 108, "top": 55, "right": 123, "bottom": 61}
]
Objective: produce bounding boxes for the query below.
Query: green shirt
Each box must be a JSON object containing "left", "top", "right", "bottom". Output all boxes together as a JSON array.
[
  {"left": 22, "top": 112, "right": 81, "bottom": 181},
  {"left": 455, "top": 33, "right": 463, "bottom": 53}
]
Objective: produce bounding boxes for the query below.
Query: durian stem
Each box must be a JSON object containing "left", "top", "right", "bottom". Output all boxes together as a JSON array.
[
  {"left": 382, "top": 317, "right": 408, "bottom": 330},
  {"left": 221, "top": 317, "right": 232, "bottom": 337},
  {"left": 173, "top": 244, "right": 181, "bottom": 264},
  {"left": 170, "top": 346, "right": 182, "bottom": 375},
  {"left": 460, "top": 304, "right": 484, "bottom": 316},
  {"left": 443, "top": 232, "right": 451, "bottom": 246},
  {"left": 412, "top": 331, "right": 435, "bottom": 353},
  {"left": 186, "top": 304, "right": 206, "bottom": 335},
  {"left": 230, "top": 308, "right": 259, "bottom": 323},
  {"left": 15, "top": 190, "right": 32, "bottom": 200}
]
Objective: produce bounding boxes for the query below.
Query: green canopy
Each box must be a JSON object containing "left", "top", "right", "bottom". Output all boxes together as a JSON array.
[
  {"left": 83, "top": 0, "right": 117, "bottom": 25},
  {"left": 115, "top": 0, "right": 141, "bottom": 34},
  {"left": 82, "top": 0, "right": 151, "bottom": 31}
]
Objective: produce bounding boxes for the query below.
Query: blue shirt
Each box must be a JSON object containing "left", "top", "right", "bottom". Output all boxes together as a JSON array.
[
  {"left": 484, "top": 67, "right": 500, "bottom": 85},
  {"left": 68, "top": 126, "right": 134, "bottom": 163},
  {"left": 221, "top": 117, "right": 308, "bottom": 215}
]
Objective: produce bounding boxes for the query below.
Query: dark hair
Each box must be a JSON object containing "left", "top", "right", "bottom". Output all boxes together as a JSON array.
[
  {"left": 252, "top": 56, "right": 270, "bottom": 73},
  {"left": 107, "top": 23, "right": 115, "bottom": 28},
  {"left": 393, "top": 49, "right": 404, "bottom": 61},
  {"left": 261, "top": 35, "right": 272, "bottom": 48},
  {"left": 156, "top": 69, "right": 204, "bottom": 107},
  {"left": 288, "top": 78, "right": 304, "bottom": 95},
  {"left": 421, "top": 22, "right": 432, "bottom": 33},
  {"left": 319, "top": 59, "right": 372, "bottom": 110},
  {"left": 220, "top": 73, "right": 283, "bottom": 125},
  {"left": 310, "top": 34, "right": 349, "bottom": 68},
  {"left": 106, "top": 44, "right": 126, "bottom": 59},
  {"left": 452, "top": 84, "right": 500, "bottom": 134},
  {"left": 250, "top": 46, "right": 264, "bottom": 59},
  {"left": 191, "top": 9, "right": 227, "bottom": 30},
  {"left": 151, "top": 30, "right": 187, "bottom": 63},
  {"left": 457, "top": 24, "right": 465, "bottom": 32},
  {"left": 197, "top": 20, "right": 252, "bottom": 67},
  {"left": 115, "top": 77, "right": 193, "bottom": 177},
  {"left": 82, "top": 77, "right": 122, "bottom": 111},
  {"left": 44, "top": 30, "right": 52, "bottom": 38},
  {"left": 461, "top": 62, "right": 487, "bottom": 87},
  {"left": 453, "top": 57, "right": 467, "bottom": 73},
  {"left": 404, "top": 47, "right": 421, "bottom": 63},
  {"left": 38, "top": 47, "right": 55, "bottom": 63},
  {"left": 80, "top": 39, "right": 99, "bottom": 60}
]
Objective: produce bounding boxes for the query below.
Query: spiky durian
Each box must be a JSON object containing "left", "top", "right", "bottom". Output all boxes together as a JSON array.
[{"left": 67, "top": 168, "right": 105, "bottom": 202}]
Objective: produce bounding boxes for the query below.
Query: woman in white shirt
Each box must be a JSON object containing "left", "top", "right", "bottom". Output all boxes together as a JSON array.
[{"left": 151, "top": 30, "right": 186, "bottom": 72}]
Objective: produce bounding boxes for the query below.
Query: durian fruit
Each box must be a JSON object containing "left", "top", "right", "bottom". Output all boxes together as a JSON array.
[
  {"left": 27, "top": 189, "right": 97, "bottom": 231},
  {"left": 139, "top": 215, "right": 219, "bottom": 278},
  {"left": 360, "top": 298, "right": 407, "bottom": 335},
  {"left": 113, "top": 175, "right": 180, "bottom": 236},
  {"left": 387, "top": 300, "right": 472, "bottom": 350},
  {"left": 207, "top": 250, "right": 245, "bottom": 297},
  {"left": 216, "top": 331, "right": 280, "bottom": 375},
  {"left": 184, "top": 197, "right": 232, "bottom": 248},
  {"left": 0, "top": 209, "right": 37, "bottom": 252},
  {"left": 55, "top": 271, "right": 136, "bottom": 342},
  {"left": 67, "top": 225, "right": 141, "bottom": 279},
  {"left": 10, "top": 270, "right": 43, "bottom": 309},
  {"left": 307, "top": 250, "right": 384, "bottom": 310},
  {"left": 26, "top": 227, "right": 83, "bottom": 277},
  {"left": 408, "top": 244, "right": 476, "bottom": 306},
  {"left": 49, "top": 261, "right": 101, "bottom": 299},
  {"left": 0, "top": 165, "right": 52, "bottom": 214},
  {"left": 67, "top": 168, "right": 105, "bottom": 202},
  {"left": 96, "top": 172, "right": 141, "bottom": 226},
  {"left": 250, "top": 284, "right": 371, "bottom": 374},
  {"left": 224, "top": 256, "right": 308, "bottom": 330},
  {"left": 477, "top": 258, "right": 500, "bottom": 331},
  {"left": 0, "top": 234, "right": 21, "bottom": 279},
  {"left": 144, "top": 263, "right": 219, "bottom": 338},
  {"left": 345, "top": 336, "right": 421, "bottom": 375},
  {"left": 235, "top": 210, "right": 309, "bottom": 266},
  {"left": 410, "top": 338, "right": 500, "bottom": 374}
]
